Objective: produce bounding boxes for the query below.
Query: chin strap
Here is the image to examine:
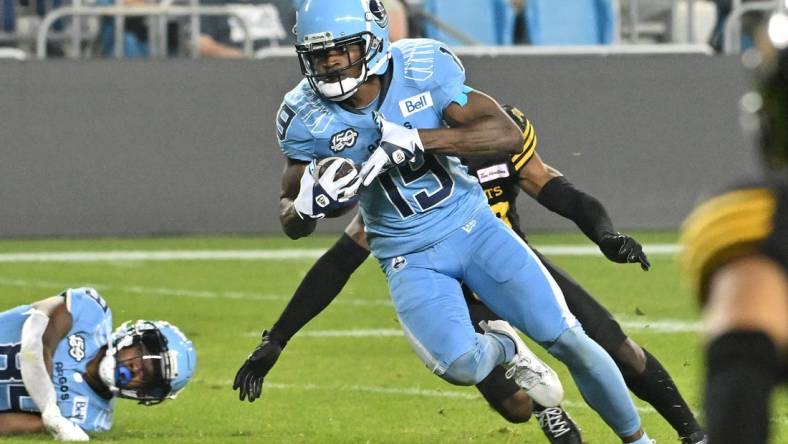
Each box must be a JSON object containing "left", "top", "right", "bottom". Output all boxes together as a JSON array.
[
  {"left": 98, "top": 351, "right": 118, "bottom": 393},
  {"left": 98, "top": 330, "right": 138, "bottom": 394}
]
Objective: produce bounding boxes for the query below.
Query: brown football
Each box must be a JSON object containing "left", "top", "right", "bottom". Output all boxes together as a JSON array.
[
  {"left": 315, "top": 157, "right": 357, "bottom": 181},
  {"left": 313, "top": 157, "right": 358, "bottom": 218}
]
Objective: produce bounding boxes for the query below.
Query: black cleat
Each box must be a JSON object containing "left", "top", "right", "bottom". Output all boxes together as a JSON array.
[
  {"left": 680, "top": 430, "right": 707, "bottom": 444},
  {"left": 535, "top": 406, "right": 582, "bottom": 444}
]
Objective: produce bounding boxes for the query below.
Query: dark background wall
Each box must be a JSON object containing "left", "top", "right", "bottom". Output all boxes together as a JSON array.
[{"left": 0, "top": 54, "right": 758, "bottom": 238}]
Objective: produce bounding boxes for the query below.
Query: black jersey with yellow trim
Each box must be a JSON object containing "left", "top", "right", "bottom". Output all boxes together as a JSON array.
[
  {"left": 680, "top": 179, "right": 787, "bottom": 305},
  {"left": 461, "top": 114, "right": 538, "bottom": 240}
]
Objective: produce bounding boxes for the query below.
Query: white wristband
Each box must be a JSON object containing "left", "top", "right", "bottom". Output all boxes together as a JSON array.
[{"left": 20, "top": 308, "right": 60, "bottom": 419}]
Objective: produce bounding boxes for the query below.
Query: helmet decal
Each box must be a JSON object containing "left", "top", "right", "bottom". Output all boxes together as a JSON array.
[{"left": 368, "top": 0, "right": 388, "bottom": 28}]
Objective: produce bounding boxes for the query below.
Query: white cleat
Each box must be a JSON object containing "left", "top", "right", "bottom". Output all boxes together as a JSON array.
[{"left": 480, "top": 319, "right": 564, "bottom": 407}]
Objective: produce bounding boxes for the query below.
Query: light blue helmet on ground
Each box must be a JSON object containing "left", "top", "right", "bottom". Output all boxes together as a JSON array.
[
  {"left": 295, "top": 0, "right": 391, "bottom": 100},
  {"left": 103, "top": 320, "right": 196, "bottom": 405}
]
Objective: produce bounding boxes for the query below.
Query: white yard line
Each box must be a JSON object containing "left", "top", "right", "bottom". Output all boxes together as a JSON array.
[
  {"left": 243, "top": 319, "right": 701, "bottom": 339},
  {"left": 211, "top": 380, "right": 658, "bottom": 414},
  {"left": 0, "top": 277, "right": 699, "bottom": 331},
  {"left": 0, "top": 244, "right": 680, "bottom": 262},
  {"left": 0, "top": 277, "right": 393, "bottom": 307}
]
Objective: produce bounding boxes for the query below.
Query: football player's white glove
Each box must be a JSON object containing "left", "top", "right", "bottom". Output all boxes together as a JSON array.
[
  {"left": 42, "top": 411, "right": 89, "bottom": 442},
  {"left": 359, "top": 113, "right": 424, "bottom": 186},
  {"left": 293, "top": 158, "right": 359, "bottom": 219}
]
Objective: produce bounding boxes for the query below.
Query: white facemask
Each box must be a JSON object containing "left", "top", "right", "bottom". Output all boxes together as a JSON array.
[{"left": 317, "top": 64, "right": 367, "bottom": 101}]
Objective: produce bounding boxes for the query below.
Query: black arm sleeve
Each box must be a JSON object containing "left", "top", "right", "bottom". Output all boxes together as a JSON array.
[
  {"left": 268, "top": 233, "right": 370, "bottom": 347},
  {"left": 762, "top": 181, "right": 788, "bottom": 270},
  {"left": 536, "top": 176, "right": 615, "bottom": 244}
]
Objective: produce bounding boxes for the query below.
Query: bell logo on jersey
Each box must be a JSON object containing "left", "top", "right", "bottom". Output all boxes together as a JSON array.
[
  {"left": 399, "top": 92, "right": 433, "bottom": 118},
  {"left": 329, "top": 128, "right": 358, "bottom": 152},
  {"left": 67, "top": 334, "right": 86, "bottom": 362},
  {"left": 71, "top": 396, "right": 89, "bottom": 424}
]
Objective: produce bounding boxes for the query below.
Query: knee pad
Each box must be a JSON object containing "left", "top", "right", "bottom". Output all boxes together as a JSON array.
[
  {"left": 442, "top": 350, "right": 488, "bottom": 385},
  {"left": 546, "top": 326, "right": 598, "bottom": 370}
]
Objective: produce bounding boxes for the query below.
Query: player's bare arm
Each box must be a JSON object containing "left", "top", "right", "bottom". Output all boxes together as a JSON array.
[
  {"left": 516, "top": 152, "right": 563, "bottom": 198},
  {"left": 704, "top": 256, "right": 788, "bottom": 347},
  {"left": 359, "top": 92, "right": 524, "bottom": 186},
  {"left": 421, "top": 90, "right": 523, "bottom": 157},
  {"left": 0, "top": 413, "right": 45, "bottom": 435},
  {"left": 501, "top": 105, "right": 650, "bottom": 271},
  {"left": 279, "top": 158, "right": 317, "bottom": 239}
]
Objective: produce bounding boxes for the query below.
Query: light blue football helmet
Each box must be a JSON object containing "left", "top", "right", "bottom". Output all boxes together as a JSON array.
[
  {"left": 106, "top": 320, "right": 196, "bottom": 406},
  {"left": 295, "top": 0, "right": 391, "bottom": 101}
]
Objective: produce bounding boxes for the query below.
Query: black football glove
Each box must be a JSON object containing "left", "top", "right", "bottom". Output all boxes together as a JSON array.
[
  {"left": 232, "top": 330, "right": 283, "bottom": 402},
  {"left": 598, "top": 232, "right": 651, "bottom": 271}
]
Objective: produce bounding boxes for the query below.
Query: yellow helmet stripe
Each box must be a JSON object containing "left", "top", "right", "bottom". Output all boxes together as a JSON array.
[{"left": 680, "top": 187, "right": 776, "bottom": 300}]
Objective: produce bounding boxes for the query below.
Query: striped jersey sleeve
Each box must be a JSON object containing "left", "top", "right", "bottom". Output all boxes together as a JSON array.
[{"left": 510, "top": 114, "right": 537, "bottom": 172}]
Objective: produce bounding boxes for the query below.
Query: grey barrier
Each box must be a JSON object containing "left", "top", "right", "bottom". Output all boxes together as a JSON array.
[{"left": 0, "top": 53, "right": 759, "bottom": 238}]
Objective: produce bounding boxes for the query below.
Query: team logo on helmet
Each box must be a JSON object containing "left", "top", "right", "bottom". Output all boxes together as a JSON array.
[{"left": 368, "top": 0, "right": 388, "bottom": 28}]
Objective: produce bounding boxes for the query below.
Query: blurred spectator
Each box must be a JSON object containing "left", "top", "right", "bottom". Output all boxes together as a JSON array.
[
  {"left": 709, "top": 0, "right": 765, "bottom": 52},
  {"left": 2, "top": 0, "right": 14, "bottom": 34},
  {"left": 94, "top": 0, "right": 151, "bottom": 57},
  {"left": 382, "top": 0, "right": 408, "bottom": 42},
  {"left": 198, "top": 0, "right": 294, "bottom": 58}
]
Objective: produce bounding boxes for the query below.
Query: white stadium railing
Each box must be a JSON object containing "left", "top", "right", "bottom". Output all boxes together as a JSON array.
[
  {"left": 254, "top": 43, "right": 713, "bottom": 60},
  {"left": 29, "top": 0, "right": 784, "bottom": 59},
  {"left": 723, "top": 0, "right": 781, "bottom": 54},
  {"left": 36, "top": 3, "right": 254, "bottom": 58}
]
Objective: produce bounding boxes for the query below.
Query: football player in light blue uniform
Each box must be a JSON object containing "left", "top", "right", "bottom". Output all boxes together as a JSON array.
[
  {"left": 276, "top": 1, "right": 651, "bottom": 442},
  {"left": 0, "top": 288, "right": 196, "bottom": 441}
]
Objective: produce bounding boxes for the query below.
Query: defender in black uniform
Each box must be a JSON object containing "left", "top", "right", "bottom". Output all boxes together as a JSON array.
[
  {"left": 234, "top": 105, "right": 705, "bottom": 444},
  {"left": 681, "top": 15, "right": 788, "bottom": 444}
]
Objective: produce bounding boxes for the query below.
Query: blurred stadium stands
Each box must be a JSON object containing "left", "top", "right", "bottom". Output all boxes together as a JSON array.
[{"left": 0, "top": 0, "right": 783, "bottom": 59}]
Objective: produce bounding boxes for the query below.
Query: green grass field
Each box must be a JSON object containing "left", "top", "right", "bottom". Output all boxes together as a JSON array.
[{"left": 1, "top": 233, "right": 786, "bottom": 443}]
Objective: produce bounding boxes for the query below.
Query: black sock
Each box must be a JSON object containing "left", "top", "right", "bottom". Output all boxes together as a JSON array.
[
  {"left": 617, "top": 348, "right": 702, "bottom": 438},
  {"left": 269, "top": 233, "right": 370, "bottom": 346},
  {"left": 705, "top": 330, "right": 780, "bottom": 444}
]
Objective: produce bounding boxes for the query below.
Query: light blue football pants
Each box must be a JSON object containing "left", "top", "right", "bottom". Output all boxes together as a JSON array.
[{"left": 378, "top": 207, "right": 642, "bottom": 437}]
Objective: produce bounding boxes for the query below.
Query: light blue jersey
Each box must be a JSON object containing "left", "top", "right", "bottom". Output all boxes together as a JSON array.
[
  {"left": 0, "top": 288, "right": 115, "bottom": 432},
  {"left": 277, "top": 38, "right": 486, "bottom": 258},
  {"left": 279, "top": 32, "right": 643, "bottom": 436}
]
